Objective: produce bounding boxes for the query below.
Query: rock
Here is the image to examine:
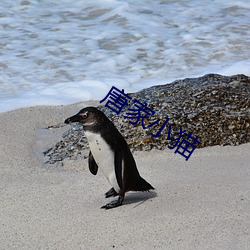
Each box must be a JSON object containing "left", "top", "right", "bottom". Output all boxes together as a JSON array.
[{"left": 43, "top": 74, "right": 250, "bottom": 164}]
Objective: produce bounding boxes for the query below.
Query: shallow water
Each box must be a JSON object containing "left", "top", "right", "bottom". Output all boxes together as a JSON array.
[{"left": 0, "top": 0, "right": 249, "bottom": 112}]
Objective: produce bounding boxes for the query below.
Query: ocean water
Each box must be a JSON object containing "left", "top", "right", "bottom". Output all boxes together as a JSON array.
[{"left": 0, "top": 0, "right": 250, "bottom": 112}]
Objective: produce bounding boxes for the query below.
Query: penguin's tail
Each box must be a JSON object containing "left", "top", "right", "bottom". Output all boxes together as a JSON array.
[{"left": 132, "top": 176, "right": 154, "bottom": 192}]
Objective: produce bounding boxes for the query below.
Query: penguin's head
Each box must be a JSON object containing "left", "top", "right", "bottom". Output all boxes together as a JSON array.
[{"left": 65, "top": 107, "right": 109, "bottom": 129}]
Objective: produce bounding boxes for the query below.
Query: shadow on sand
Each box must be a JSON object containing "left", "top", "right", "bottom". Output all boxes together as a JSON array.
[{"left": 122, "top": 190, "right": 157, "bottom": 208}]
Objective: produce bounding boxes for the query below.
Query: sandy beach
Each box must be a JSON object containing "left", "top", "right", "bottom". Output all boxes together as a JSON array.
[{"left": 0, "top": 102, "right": 249, "bottom": 249}]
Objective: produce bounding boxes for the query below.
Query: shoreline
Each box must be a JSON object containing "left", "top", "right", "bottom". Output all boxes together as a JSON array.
[{"left": 0, "top": 102, "right": 249, "bottom": 249}]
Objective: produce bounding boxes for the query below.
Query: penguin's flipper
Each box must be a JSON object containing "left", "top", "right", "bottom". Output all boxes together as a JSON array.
[
  {"left": 88, "top": 151, "right": 98, "bottom": 175},
  {"left": 105, "top": 187, "right": 118, "bottom": 198},
  {"left": 114, "top": 146, "right": 124, "bottom": 190}
]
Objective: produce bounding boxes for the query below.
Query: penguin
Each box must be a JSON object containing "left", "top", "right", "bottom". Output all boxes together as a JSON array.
[{"left": 65, "top": 107, "right": 154, "bottom": 209}]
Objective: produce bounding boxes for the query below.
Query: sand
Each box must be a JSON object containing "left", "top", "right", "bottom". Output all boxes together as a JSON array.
[{"left": 0, "top": 102, "right": 249, "bottom": 250}]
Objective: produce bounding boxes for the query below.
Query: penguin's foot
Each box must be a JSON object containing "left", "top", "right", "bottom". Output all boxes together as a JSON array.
[
  {"left": 105, "top": 187, "right": 118, "bottom": 198},
  {"left": 101, "top": 196, "right": 124, "bottom": 209}
]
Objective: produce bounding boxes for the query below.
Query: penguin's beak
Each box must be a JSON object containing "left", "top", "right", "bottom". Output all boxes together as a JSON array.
[{"left": 64, "top": 114, "right": 81, "bottom": 124}]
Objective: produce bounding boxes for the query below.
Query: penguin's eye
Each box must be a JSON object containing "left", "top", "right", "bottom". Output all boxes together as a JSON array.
[{"left": 79, "top": 112, "right": 88, "bottom": 119}]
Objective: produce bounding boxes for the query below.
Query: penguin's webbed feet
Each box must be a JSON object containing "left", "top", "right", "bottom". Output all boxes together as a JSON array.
[
  {"left": 105, "top": 187, "right": 118, "bottom": 198},
  {"left": 101, "top": 196, "right": 124, "bottom": 209}
]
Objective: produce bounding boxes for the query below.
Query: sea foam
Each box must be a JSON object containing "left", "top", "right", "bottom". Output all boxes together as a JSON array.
[{"left": 0, "top": 0, "right": 249, "bottom": 112}]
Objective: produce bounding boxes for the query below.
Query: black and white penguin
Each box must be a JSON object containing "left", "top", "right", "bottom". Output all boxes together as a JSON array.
[{"left": 65, "top": 107, "right": 154, "bottom": 209}]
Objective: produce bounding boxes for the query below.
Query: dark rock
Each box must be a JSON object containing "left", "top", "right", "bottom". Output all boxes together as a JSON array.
[{"left": 43, "top": 74, "right": 250, "bottom": 163}]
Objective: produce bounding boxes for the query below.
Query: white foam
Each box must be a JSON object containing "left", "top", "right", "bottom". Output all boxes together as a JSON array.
[
  {"left": 218, "top": 60, "right": 250, "bottom": 76},
  {"left": 0, "top": 0, "right": 249, "bottom": 112}
]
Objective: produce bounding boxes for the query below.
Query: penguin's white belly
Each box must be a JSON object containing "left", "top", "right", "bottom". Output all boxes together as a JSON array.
[{"left": 85, "top": 131, "right": 120, "bottom": 193}]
